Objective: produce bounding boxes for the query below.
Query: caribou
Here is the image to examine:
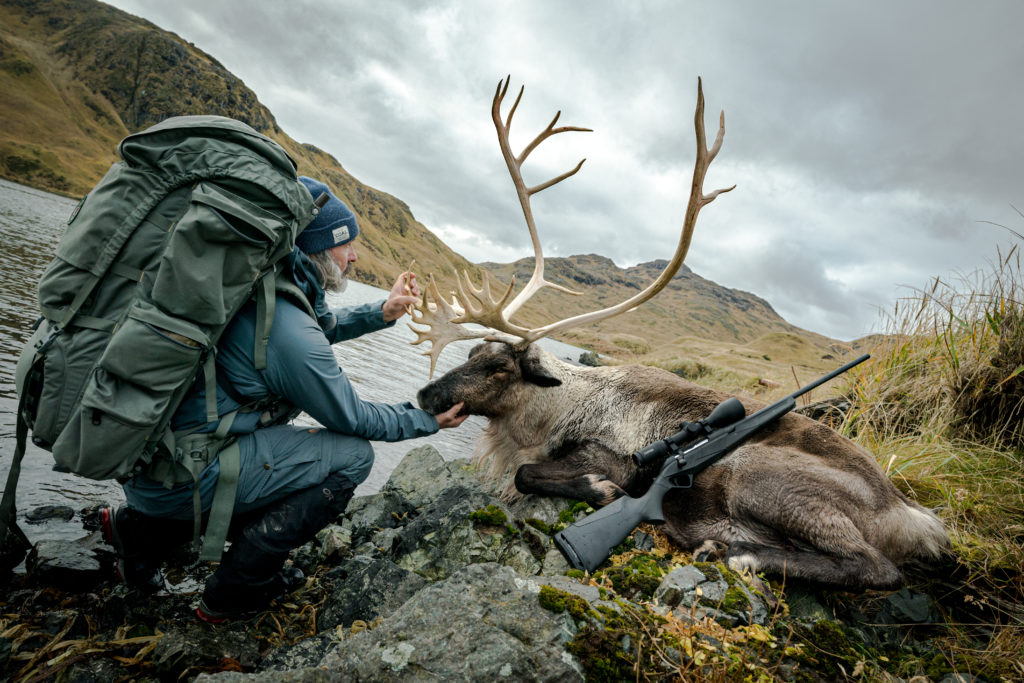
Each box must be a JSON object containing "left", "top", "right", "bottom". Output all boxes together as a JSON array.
[{"left": 411, "top": 77, "right": 949, "bottom": 590}]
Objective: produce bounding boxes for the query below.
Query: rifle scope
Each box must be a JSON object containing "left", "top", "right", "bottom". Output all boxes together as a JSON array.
[{"left": 632, "top": 397, "right": 746, "bottom": 466}]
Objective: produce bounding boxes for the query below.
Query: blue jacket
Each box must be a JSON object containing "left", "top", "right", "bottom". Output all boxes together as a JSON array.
[{"left": 171, "top": 254, "right": 439, "bottom": 441}]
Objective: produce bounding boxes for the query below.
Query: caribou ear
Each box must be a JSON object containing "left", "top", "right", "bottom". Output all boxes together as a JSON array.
[{"left": 519, "top": 350, "right": 562, "bottom": 388}]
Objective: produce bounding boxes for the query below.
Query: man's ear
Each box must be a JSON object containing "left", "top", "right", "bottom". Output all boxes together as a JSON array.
[{"left": 519, "top": 348, "right": 562, "bottom": 388}]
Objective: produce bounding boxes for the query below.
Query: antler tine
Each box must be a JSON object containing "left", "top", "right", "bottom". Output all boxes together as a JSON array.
[
  {"left": 517, "top": 77, "right": 735, "bottom": 343},
  {"left": 409, "top": 274, "right": 489, "bottom": 377},
  {"left": 490, "top": 77, "right": 590, "bottom": 319},
  {"left": 450, "top": 270, "right": 526, "bottom": 335},
  {"left": 519, "top": 111, "right": 593, "bottom": 173}
]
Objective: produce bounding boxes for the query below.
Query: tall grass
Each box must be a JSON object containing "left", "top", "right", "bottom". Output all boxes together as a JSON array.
[
  {"left": 842, "top": 241, "right": 1024, "bottom": 676},
  {"left": 850, "top": 245, "right": 1024, "bottom": 449}
]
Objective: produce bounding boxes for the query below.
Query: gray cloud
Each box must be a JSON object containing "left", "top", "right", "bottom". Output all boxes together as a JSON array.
[{"left": 106, "top": 0, "right": 1024, "bottom": 341}]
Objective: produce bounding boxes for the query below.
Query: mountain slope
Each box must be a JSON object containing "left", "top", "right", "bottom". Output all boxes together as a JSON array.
[
  {"left": 0, "top": 0, "right": 478, "bottom": 292},
  {"left": 0, "top": 0, "right": 841, "bottom": 372}
]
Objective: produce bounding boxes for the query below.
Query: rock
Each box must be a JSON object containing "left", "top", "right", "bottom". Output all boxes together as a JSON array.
[
  {"left": 655, "top": 565, "right": 707, "bottom": 606},
  {"left": 509, "top": 494, "right": 573, "bottom": 528},
  {"left": 632, "top": 530, "right": 655, "bottom": 552},
  {"left": 937, "top": 674, "right": 982, "bottom": 683},
  {"left": 381, "top": 446, "right": 477, "bottom": 509},
  {"left": 879, "top": 588, "right": 938, "bottom": 624},
  {"left": 391, "top": 487, "right": 544, "bottom": 580},
  {"left": 25, "top": 504, "right": 75, "bottom": 523},
  {"left": 314, "top": 523, "right": 350, "bottom": 562},
  {"left": 541, "top": 547, "right": 571, "bottom": 575},
  {"left": 784, "top": 585, "right": 832, "bottom": 623},
  {"left": 63, "top": 657, "right": 133, "bottom": 682},
  {"left": 346, "top": 490, "right": 414, "bottom": 546},
  {"left": 318, "top": 563, "right": 583, "bottom": 681},
  {"left": 655, "top": 564, "right": 770, "bottom": 628},
  {"left": 153, "top": 623, "right": 260, "bottom": 678},
  {"left": 26, "top": 538, "right": 106, "bottom": 588},
  {"left": 195, "top": 669, "right": 334, "bottom": 682},
  {"left": 317, "top": 556, "right": 428, "bottom": 632},
  {"left": 259, "top": 631, "right": 343, "bottom": 673},
  {"left": 537, "top": 575, "right": 619, "bottom": 614}
]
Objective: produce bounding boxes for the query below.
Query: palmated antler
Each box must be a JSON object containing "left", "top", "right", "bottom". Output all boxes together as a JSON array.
[{"left": 410, "top": 76, "right": 734, "bottom": 376}]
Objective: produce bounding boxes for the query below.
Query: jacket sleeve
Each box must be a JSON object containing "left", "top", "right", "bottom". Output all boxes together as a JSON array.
[
  {"left": 261, "top": 302, "right": 439, "bottom": 441},
  {"left": 326, "top": 300, "right": 395, "bottom": 343}
]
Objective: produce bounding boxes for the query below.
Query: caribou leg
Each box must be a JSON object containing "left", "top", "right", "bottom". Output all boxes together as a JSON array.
[
  {"left": 723, "top": 541, "right": 903, "bottom": 591},
  {"left": 514, "top": 441, "right": 632, "bottom": 506}
]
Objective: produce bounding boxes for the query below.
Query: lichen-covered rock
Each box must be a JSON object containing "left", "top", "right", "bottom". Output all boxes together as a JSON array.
[
  {"left": 654, "top": 563, "right": 770, "bottom": 627},
  {"left": 318, "top": 563, "right": 584, "bottom": 681},
  {"left": 153, "top": 622, "right": 261, "bottom": 678},
  {"left": 317, "top": 556, "right": 428, "bottom": 632},
  {"left": 195, "top": 669, "right": 335, "bottom": 682},
  {"left": 509, "top": 494, "right": 574, "bottom": 529},
  {"left": 258, "top": 631, "right": 343, "bottom": 674},
  {"left": 345, "top": 489, "right": 414, "bottom": 547},
  {"left": 380, "top": 445, "right": 478, "bottom": 510},
  {"left": 390, "top": 486, "right": 545, "bottom": 580}
]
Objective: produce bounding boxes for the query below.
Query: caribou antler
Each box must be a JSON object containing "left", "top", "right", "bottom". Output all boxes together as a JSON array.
[{"left": 410, "top": 76, "right": 734, "bottom": 376}]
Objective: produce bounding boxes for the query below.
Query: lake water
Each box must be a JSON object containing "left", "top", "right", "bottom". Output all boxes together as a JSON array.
[{"left": 0, "top": 178, "right": 584, "bottom": 545}]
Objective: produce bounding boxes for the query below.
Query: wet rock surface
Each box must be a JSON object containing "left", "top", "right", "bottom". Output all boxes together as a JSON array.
[{"left": 0, "top": 445, "right": 993, "bottom": 681}]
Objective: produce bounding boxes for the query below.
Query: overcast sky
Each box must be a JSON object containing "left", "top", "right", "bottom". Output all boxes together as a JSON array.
[{"left": 104, "top": 0, "right": 1023, "bottom": 341}]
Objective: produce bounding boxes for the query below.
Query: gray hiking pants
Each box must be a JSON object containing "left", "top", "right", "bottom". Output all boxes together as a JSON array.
[{"left": 122, "top": 424, "right": 374, "bottom": 520}]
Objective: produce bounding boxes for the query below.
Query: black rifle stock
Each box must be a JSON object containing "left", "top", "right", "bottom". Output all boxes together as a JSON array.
[{"left": 553, "top": 354, "right": 870, "bottom": 572}]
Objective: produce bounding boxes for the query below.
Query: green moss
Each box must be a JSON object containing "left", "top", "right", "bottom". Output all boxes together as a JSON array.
[
  {"left": 538, "top": 585, "right": 592, "bottom": 621},
  {"left": 610, "top": 536, "right": 635, "bottom": 555},
  {"left": 594, "top": 554, "right": 669, "bottom": 601},
  {"left": 468, "top": 504, "right": 507, "bottom": 526},
  {"left": 522, "top": 528, "right": 547, "bottom": 560},
  {"left": 565, "top": 569, "right": 586, "bottom": 580},
  {"left": 558, "top": 500, "right": 593, "bottom": 525},
  {"left": 567, "top": 628, "right": 635, "bottom": 681},
  {"left": 721, "top": 586, "right": 750, "bottom": 612},
  {"left": 524, "top": 517, "right": 552, "bottom": 535},
  {"left": 568, "top": 601, "right": 682, "bottom": 681}
]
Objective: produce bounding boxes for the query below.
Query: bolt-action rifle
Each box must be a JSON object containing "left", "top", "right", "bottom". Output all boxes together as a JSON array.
[{"left": 553, "top": 354, "right": 870, "bottom": 572}]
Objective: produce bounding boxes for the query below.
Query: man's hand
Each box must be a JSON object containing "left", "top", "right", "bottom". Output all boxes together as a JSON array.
[
  {"left": 435, "top": 402, "right": 468, "bottom": 429},
  {"left": 382, "top": 270, "right": 421, "bottom": 322}
]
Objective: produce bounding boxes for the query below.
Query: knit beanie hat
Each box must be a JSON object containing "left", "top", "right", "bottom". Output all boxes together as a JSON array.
[{"left": 296, "top": 176, "right": 360, "bottom": 254}]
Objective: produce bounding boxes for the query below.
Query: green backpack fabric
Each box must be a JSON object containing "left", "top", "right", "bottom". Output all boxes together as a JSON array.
[{"left": 1, "top": 115, "right": 318, "bottom": 571}]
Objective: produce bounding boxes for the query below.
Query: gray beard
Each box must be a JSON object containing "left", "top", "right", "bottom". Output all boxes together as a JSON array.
[{"left": 309, "top": 250, "right": 349, "bottom": 293}]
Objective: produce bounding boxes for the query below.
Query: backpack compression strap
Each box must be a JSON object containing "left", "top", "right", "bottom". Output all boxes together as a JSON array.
[{"left": 0, "top": 391, "right": 36, "bottom": 572}]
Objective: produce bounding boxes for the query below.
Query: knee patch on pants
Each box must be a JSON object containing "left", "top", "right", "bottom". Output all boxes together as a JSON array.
[{"left": 324, "top": 437, "right": 374, "bottom": 485}]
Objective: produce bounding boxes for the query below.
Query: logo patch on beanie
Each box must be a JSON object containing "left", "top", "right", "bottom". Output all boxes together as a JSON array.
[{"left": 332, "top": 226, "right": 350, "bottom": 244}]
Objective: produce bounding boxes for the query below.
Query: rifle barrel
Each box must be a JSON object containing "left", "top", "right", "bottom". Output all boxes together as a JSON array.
[{"left": 786, "top": 353, "right": 869, "bottom": 402}]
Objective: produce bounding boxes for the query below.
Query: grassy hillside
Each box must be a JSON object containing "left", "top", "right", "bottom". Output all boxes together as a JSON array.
[
  {"left": 0, "top": 0, "right": 842, "bottom": 379},
  {"left": 0, "top": 0, "right": 480, "bottom": 295},
  {"left": 483, "top": 255, "right": 848, "bottom": 391}
]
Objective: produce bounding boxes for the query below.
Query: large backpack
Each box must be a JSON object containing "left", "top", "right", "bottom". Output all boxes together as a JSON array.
[{"left": 1, "top": 115, "right": 319, "bottom": 571}]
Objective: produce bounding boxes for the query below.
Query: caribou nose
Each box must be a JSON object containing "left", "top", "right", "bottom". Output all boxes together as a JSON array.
[{"left": 416, "top": 383, "right": 439, "bottom": 413}]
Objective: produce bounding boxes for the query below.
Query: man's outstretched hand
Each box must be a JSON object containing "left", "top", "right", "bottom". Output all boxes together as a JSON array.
[
  {"left": 382, "top": 270, "right": 421, "bottom": 322},
  {"left": 434, "top": 402, "right": 468, "bottom": 429}
]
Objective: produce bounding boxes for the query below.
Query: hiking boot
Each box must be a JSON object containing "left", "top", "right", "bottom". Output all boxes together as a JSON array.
[
  {"left": 99, "top": 505, "right": 166, "bottom": 593},
  {"left": 195, "top": 565, "right": 305, "bottom": 623},
  {"left": 194, "top": 472, "right": 355, "bottom": 623}
]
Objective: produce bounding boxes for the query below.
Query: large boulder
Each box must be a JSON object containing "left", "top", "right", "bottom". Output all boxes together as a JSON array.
[{"left": 318, "top": 563, "right": 583, "bottom": 681}]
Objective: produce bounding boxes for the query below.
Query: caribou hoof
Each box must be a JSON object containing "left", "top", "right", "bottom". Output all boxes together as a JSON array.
[
  {"left": 584, "top": 474, "right": 627, "bottom": 506},
  {"left": 693, "top": 539, "right": 727, "bottom": 562}
]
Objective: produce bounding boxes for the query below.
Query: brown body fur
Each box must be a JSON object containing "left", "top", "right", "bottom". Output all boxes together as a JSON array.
[{"left": 418, "top": 343, "right": 949, "bottom": 590}]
